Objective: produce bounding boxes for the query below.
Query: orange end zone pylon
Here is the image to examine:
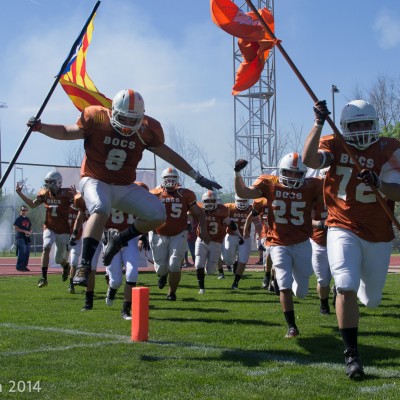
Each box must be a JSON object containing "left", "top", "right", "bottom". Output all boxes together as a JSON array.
[{"left": 131, "top": 287, "right": 149, "bottom": 342}]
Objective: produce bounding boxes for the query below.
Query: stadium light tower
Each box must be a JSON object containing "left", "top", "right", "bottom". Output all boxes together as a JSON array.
[{"left": 233, "top": 0, "right": 277, "bottom": 185}]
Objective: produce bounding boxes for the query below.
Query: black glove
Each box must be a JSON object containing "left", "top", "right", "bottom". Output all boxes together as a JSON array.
[
  {"left": 239, "top": 237, "right": 244, "bottom": 245},
  {"left": 187, "top": 223, "right": 193, "bottom": 233},
  {"left": 139, "top": 234, "right": 151, "bottom": 251},
  {"left": 357, "top": 169, "right": 381, "bottom": 188},
  {"left": 234, "top": 159, "right": 248, "bottom": 172},
  {"left": 313, "top": 100, "right": 331, "bottom": 126},
  {"left": 69, "top": 230, "right": 78, "bottom": 246},
  {"left": 27, "top": 117, "right": 42, "bottom": 131},
  {"left": 195, "top": 175, "right": 222, "bottom": 190}
]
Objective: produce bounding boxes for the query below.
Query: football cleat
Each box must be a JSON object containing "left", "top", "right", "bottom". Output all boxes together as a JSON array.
[
  {"left": 231, "top": 282, "right": 239, "bottom": 290},
  {"left": 262, "top": 276, "right": 270, "bottom": 289},
  {"left": 121, "top": 309, "right": 132, "bottom": 320},
  {"left": 68, "top": 284, "right": 75, "bottom": 294},
  {"left": 62, "top": 262, "right": 70, "bottom": 282},
  {"left": 102, "top": 229, "right": 123, "bottom": 266},
  {"left": 285, "top": 327, "right": 299, "bottom": 338},
  {"left": 198, "top": 289, "right": 205, "bottom": 295},
  {"left": 218, "top": 274, "right": 225, "bottom": 280},
  {"left": 81, "top": 304, "right": 93, "bottom": 312},
  {"left": 320, "top": 304, "right": 330, "bottom": 315},
  {"left": 158, "top": 274, "right": 168, "bottom": 290},
  {"left": 344, "top": 348, "right": 364, "bottom": 379},
  {"left": 73, "top": 265, "right": 90, "bottom": 287},
  {"left": 166, "top": 293, "right": 177, "bottom": 301},
  {"left": 37, "top": 277, "right": 48, "bottom": 288},
  {"left": 106, "top": 288, "right": 117, "bottom": 306}
]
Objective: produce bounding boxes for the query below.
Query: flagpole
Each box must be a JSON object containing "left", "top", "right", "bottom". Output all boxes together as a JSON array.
[
  {"left": 0, "top": 1, "right": 101, "bottom": 189},
  {"left": 244, "top": 0, "right": 400, "bottom": 230}
]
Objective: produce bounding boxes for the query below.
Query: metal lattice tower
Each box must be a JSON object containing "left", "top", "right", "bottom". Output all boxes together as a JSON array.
[{"left": 234, "top": 0, "right": 277, "bottom": 185}]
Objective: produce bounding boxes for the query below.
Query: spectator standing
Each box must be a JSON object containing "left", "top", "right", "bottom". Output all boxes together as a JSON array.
[{"left": 13, "top": 205, "right": 32, "bottom": 272}]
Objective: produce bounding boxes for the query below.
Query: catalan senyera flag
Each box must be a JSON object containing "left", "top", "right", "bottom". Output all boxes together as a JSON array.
[
  {"left": 210, "top": 0, "right": 280, "bottom": 95},
  {"left": 60, "top": 12, "right": 111, "bottom": 111}
]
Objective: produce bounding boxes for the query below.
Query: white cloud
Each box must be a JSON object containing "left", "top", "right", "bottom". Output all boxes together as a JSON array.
[{"left": 374, "top": 9, "right": 400, "bottom": 49}]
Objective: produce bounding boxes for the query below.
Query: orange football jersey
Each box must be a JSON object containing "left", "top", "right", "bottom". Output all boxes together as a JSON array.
[
  {"left": 36, "top": 187, "right": 74, "bottom": 234},
  {"left": 310, "top": 178, "right": 327, "bottom": 246},
  {"left": 105, "top": 209, "right": 135, "bottom": 231},
  {"left": 252, "top": 197, "right": 269, "bottom": 240},
  {"left": 77, "top": 106, "right": 164, "bottom": 185},
  {"left": 225, "top": 203, "right": 252, "bottom": 235},
  {"left": 151, "top": 187, "right": 197, "bottom": 236},
  {"left": 252, "top": 175, "right": 322, "bottom": 246},
  {"left": 199, "top": 204, "right": 230, "bottom": 243},
  {"left": 319, "top": 135, "right": 400, "bottom": 242}
]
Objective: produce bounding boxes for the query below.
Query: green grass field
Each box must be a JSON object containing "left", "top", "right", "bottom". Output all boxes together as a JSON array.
[{"left": 0, "top": 270, "right": 399, "bottom": 399}]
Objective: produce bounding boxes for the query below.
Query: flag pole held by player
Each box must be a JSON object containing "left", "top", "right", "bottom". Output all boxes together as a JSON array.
[
  {"left": 244, "top": 0, "right": 400, "bottom": 231},
  {"left": 0, "top": 0, "right": 101, "bottom": 189},
  {"left": 131, "top": 287, "right": 150, "bottom": 342}
]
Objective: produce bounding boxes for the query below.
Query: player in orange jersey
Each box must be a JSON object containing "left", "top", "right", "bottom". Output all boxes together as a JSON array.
[
  {"left": 196, "top": 190, "right": 240, "bottom": 294},
  {"left": 27, "top": 89, "right": 221, "bottom": 289},
  {"left": 303, "top": 99, "right": 400, "bottom": 379},
  {"left": 16, "top": 170, "right": 73, "bottom": 288},
  {"left": 235, "top": 153, "right": 323, "bottom": 339},
  {"left": 150, "top": 168, "right": 209, "bottom": 301}
]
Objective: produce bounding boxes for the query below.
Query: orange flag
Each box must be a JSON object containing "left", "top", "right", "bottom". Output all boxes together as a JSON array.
[{"left": 210, "top": 0, "right": 280, "bottom": 95}]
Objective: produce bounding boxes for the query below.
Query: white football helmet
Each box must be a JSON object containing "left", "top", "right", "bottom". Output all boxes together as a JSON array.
[
  {"left": 44, "top": 170, "right": 62, "bottom": 193},
  {"left": 161, "top": 167, "right": 180, "bottom": 190},
  {"left": 340, "top": 100, "right": 379, "bottom": 150},
  {"left": 235, "top": 195, "right": 249, "bottom": 210},
  {"left": 110, "top": 89, "right": 145, "bottom": 137},
  {"left": 278, "top": 152, "right": 307, "bottom": 189},
  {"left": 202, "top": 190, "right": 218, "bottom": 211}
]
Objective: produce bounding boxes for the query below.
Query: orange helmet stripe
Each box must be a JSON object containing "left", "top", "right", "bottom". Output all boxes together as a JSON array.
[
  {"left": 292, "top": 152, "right": 299, "bottom": 168},
  {"left": 127, "top": 89, "right": 135, "bottom": 111}
]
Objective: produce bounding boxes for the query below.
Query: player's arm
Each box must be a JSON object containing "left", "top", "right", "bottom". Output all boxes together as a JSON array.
[
  {"left": 150, "top": 143, "right": 222, "bottom": 190},
  {"left": 243, "top": 209, "right": 258, "bottom": 238},
  {"left": 233, "top": 160, "right": 262, "bottom": 199},
  {"left": 27, "top": 118, "right": 84, "bottom": 140},
  {"left": 15, "top": 185, "right": 41, "bottom": 209},
  {"left": 303, "top": 100, "right": 332, "bottom": 169},
  {"left": 189, "top": 203, "right": 210, "bottom": 244}
]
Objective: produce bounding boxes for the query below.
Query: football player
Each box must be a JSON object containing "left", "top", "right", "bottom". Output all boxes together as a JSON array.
[
  {"left": 220, "top": 196, "right": 252, "bottom": 289},
  {"left": 310, "top": 168, "right": 331, "bottom": 315},
  {"left": 196, "top": 190, "right": 239, "bottom": 294},
  {"left": 235, "top": 153, "right": 323, "bottom": 338},
  {"left": 150, "top": 168, "right": 209, "bottom": 301},
  {"left": 303, "top": 99, "right": 400, "bottom": 379},
  {"left": 16, "top": 171, "right": 73, "bottom": 287},
  {"left": 27, "top": 89, "right": 222, "bottom": 288}
]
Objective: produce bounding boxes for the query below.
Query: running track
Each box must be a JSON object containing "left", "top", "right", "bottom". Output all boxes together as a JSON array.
[{"left": 1, "top": 256, "right": 399, "bottom": 276}]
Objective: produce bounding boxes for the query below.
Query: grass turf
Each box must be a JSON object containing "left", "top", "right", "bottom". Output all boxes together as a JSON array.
[{"left": 0, "top": 270, "right": 399, "bottom": 399}]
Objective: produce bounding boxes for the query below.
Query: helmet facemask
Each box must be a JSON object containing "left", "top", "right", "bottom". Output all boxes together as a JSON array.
[
  {"left": 202, "top": 190, "right": 218, "bottom": 211},
  {"left": 279, "top": 170, "right": 306, "bottom": 189},
  {"left": 161, "top": 168, "right": 180, "bottom": 191},
  {"left": 235, "top": 196, "right": 249, "bottom": 210}
]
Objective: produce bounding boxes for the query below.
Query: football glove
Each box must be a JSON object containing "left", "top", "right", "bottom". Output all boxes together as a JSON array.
[
  {"left": 357, "top": 169, "right": 381, "bottom": 188},
  {"left": 313, "top": 100, "right": 331, "bottom": 126},
  {"left": 195, "top": 174, "right": 222, "bottom": 190},
  {"left": 69, "top": 230, "right": 78, "bottom": 246},
  {"left": 234, "top": 159, "right": 248, "bottom": 172}
]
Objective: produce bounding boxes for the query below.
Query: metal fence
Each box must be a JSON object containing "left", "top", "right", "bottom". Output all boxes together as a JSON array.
[{"left": 0, "top": 232, "right": 43, "bottom": 256}]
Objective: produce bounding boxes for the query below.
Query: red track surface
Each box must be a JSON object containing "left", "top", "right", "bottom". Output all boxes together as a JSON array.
[{"left": 1, "top": 255, "right": 399, "bottom": 276}]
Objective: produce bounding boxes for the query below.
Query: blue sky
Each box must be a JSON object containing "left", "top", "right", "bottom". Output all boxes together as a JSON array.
[{"left": 1, "top": 0, "right": 400, "bottom": 195}]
